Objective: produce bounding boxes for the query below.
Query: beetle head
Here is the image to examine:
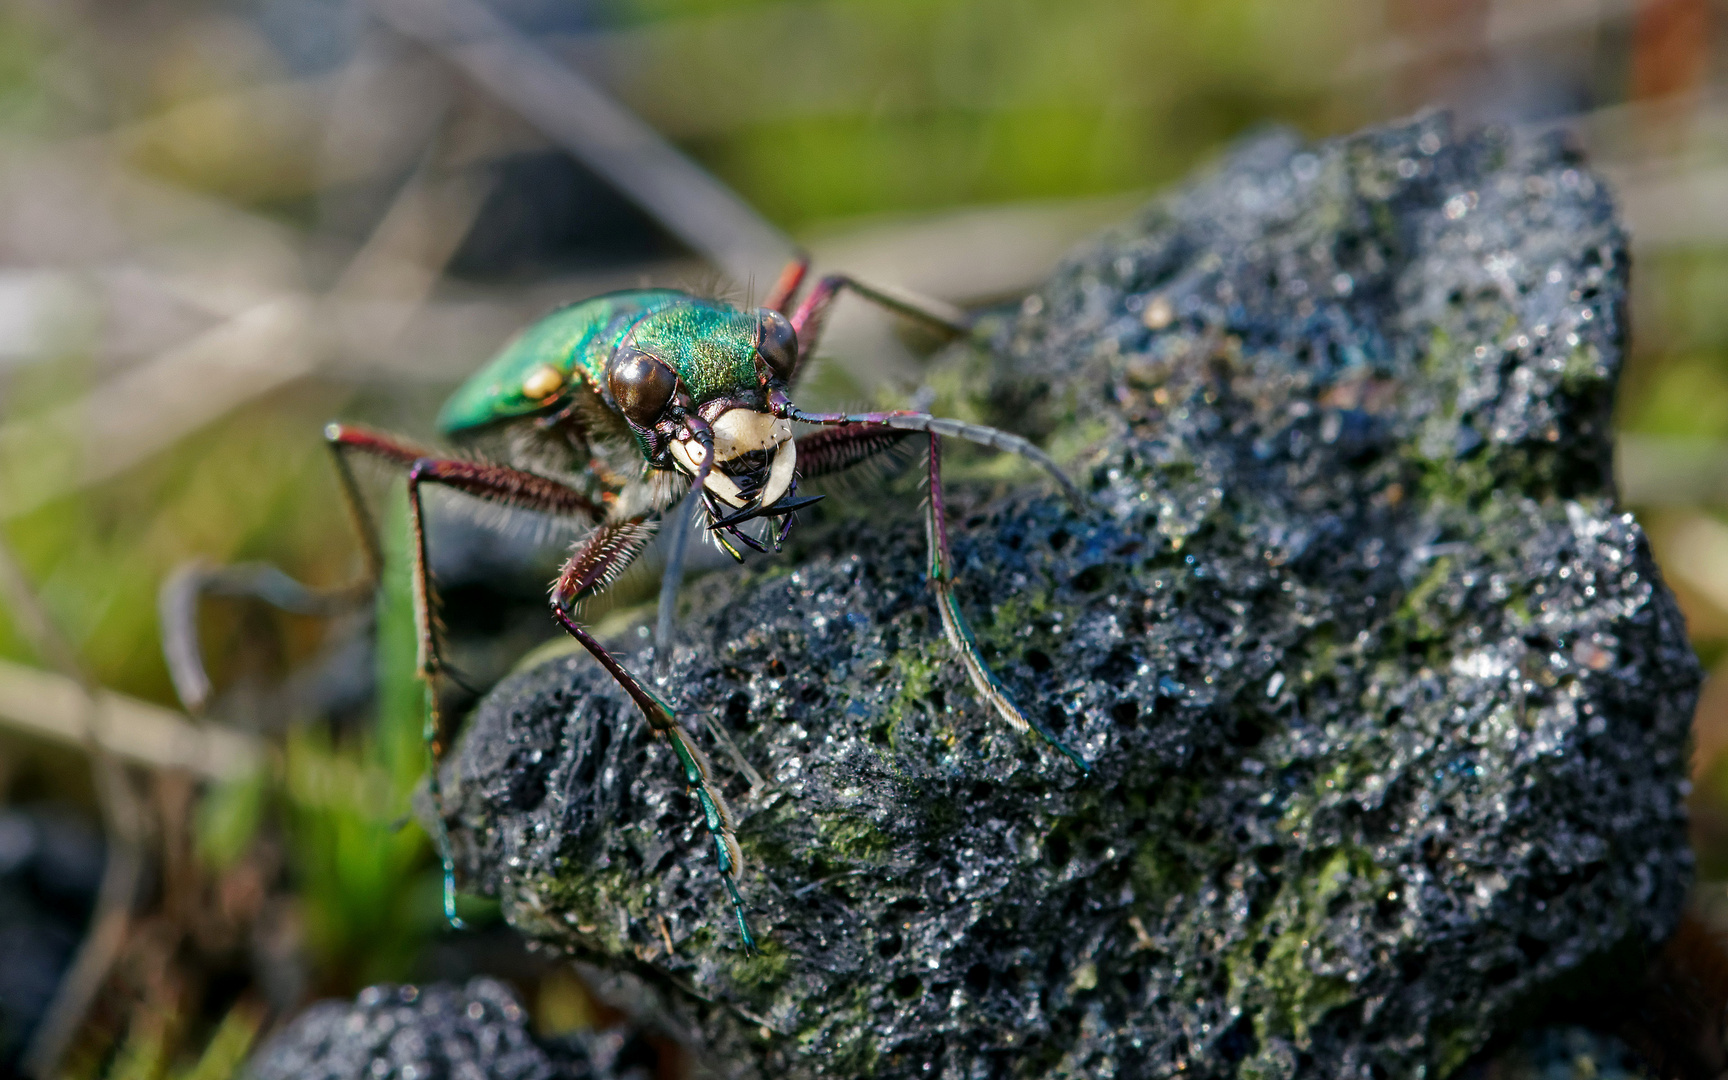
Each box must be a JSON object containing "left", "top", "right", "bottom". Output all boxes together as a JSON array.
[{"left": 609, "top": 306, "right": 801, "bottom": 524}]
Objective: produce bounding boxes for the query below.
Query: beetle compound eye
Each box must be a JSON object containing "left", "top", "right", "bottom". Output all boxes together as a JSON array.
[
  {"left": 755, "top": 309, "right": 798, "bottom": 382},
  {"left": 521, "top": 364, "right": 565, "bottom": 401},
  {"left": 608, "top": 346, "right": 678, "bottom": 426}
]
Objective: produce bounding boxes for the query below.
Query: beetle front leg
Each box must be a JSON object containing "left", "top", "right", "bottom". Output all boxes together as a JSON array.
[
  {"left": 792, "top": 420, "right": 1090, "bottom": 772},
  {"left": 550, "top": 520, "right": 757, "bottom": 952},
  {"left": 784, "top": 406, "right": 1084, "bottom": 508},
  {"left": 923, "top": 433, "right": 1091, "bottom": 773}
]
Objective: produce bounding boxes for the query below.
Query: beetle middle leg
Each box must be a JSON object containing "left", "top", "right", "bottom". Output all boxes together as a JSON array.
[
  {"left": 759, "top": 256, "right": 970, "bottom": 385},
  {"left": 330, "top": 428, "right": 601, "bottom": 751},
  {"left": 330, "top": 427, "right": 604, "bottom": 927},
  {"left": 321, "top": 431, "right": 757, "bottom": 945}
]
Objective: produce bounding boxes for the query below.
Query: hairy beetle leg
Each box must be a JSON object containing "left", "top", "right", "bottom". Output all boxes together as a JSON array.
[
  {"left": 334, "top": 427, "right": 606, "bottom": 930},
  {"left": 791, "top": 418, "right": 1091, "bottom": 773},
  {"left": 553, "top": 519, "right": 758, "bottom": 952},
  {"left": 324, "top": 431, "right": 758, "bottom": 949},
  {"left": 923, "top": 433, "right": 1090, "bottom": 772}
]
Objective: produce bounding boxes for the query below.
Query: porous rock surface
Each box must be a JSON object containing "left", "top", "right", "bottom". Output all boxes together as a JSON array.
[
  {"left": 439, "top": 115, "right": 1699, "bottom": 1079},
  {"left": 247, "top": 978, "right": 617, "bottom": 1080},
  {"left": 1461, "top": 1027, "right": 1651, "bottom": 1080}
]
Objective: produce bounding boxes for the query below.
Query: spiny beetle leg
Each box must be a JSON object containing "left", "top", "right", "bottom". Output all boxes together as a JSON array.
[
  {"left": 794, "top": 423, "right": 912, "bottom": 480},
  {"left": 552, "top": 520, "right": 757, "bottom": 952},
  {"left": 786, "top": 416, "right": 1090, "bottom": 772},
  {"left": 401, "top": 454, "right": 603, "bottom": 679},
  {"left": 764, "top": 255, "right": 810, "bottom": 316},
  {"left": 787, "top": 408, "right": 1084, "bottom": 509},
  {"left": 784, "top": 274, "right": 970, "bottom": 385},
  {"left": 343, "top": 432, "right": 604, "bottom": 929},
  {"left": 923, "top": 433, "right": 1090, "bottom": 773}
]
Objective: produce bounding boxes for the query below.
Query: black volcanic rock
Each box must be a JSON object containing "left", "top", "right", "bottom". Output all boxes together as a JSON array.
[
  {"left": 435, "top": 115, "right": 1698, "bottom": 1079},
  {"left": 247, "top": 978, "right": 633, "bottom": 1080},
  {"left": 0, "top": 806, "right": 103, "bottom": 1070}
]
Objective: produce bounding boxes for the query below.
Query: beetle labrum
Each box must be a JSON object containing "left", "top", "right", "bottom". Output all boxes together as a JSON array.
[{"left": 170, "top": 259, "right": 1088, "bottom": 951}]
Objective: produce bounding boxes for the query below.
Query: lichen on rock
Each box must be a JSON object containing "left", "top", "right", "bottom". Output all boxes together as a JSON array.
[{"left": 438, "top": 115, "right": 1699, "bottom": 1079}]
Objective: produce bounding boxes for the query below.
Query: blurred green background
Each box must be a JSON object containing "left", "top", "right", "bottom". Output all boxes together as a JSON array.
[{"left": 1, "top": 0, "right": 1727, "bottom": 1074}]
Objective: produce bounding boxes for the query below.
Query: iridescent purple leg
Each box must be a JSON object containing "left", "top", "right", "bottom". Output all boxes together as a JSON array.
[
  {"left": 792, "top": 419, "right": 1090, "bottom": 772},
  {"left": 551, "top": 520, "right": 756, "bottom": 951},
  {"left": 342, "top": 428, "right": 604, "bottom": 929},
  {"left": 784, "top": 274, "right": 969, "bottom": 384}
]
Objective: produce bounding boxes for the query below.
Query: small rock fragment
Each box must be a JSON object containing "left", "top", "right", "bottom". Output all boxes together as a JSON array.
[{"left": 247, "top": 978, "right": 619, "bottom": 1080}]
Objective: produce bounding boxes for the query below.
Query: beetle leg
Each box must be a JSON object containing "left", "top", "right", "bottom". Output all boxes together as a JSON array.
[
  {"left": 794, "top": 422, "right": 913, "bottom": 479},
  {"left": 323, "top": 425, "right": 608, "bottom": 691},
  {"left": 399, "top": 454, "right": 602, "bottom": 676},
  {"left": 764, "top": 254, "right": 810, "bottom": 315},
  {"left": 922, "top": 433, "right": 1090, "bottom": 772},
  {"left": 785, "top": 275, "right": 970, "bottom": 385},
  {"left": 159, "top": 560, "right": 370, "bottom": 715},
  {"left": 787, "top": 419, "right": 1090, "bottom": 772},
  {"left": 155, "top": 424, "right": 433, "bottom": 714},
  {"left": 268, "top": 439, "right": 605, "bottom": 928},
  {"left": 161, "top": 424, "right": 606, "bottom": 718},
  {"left": 786, "top": 408, "right": 1084, "bottom": 509},
  {"left": 388, "top": 449, "right": 609, "bottom": 927},
  {"left": 552, "top": 520, "right": 757, "bottom": 952},
  {"left": 324, "top": 424, "right": 435, "bottom": 585}
]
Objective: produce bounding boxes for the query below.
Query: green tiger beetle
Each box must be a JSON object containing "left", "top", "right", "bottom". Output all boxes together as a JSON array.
[{"left": 164, "top": 258, "right": 1088, "bottom": 952}]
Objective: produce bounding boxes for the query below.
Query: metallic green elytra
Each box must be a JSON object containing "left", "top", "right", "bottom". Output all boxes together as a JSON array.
[{"left": 436, "top": 289, "right": 763, "bottom": 438}]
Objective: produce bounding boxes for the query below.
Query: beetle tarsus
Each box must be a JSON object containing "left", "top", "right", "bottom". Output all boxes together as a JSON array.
[{"left": 923, "top": 431, "right": 1090, "bottom": 772}]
